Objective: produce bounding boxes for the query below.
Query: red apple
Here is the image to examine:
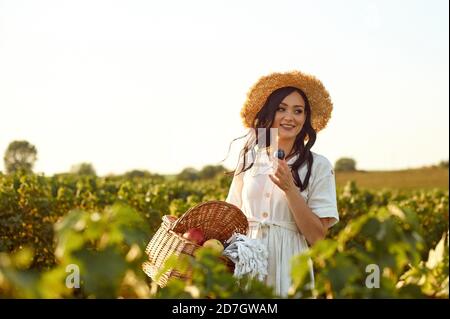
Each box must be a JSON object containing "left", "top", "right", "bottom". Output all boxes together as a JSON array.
[{"left": 182, "top": 228, "right": 205, "bottom": 245}]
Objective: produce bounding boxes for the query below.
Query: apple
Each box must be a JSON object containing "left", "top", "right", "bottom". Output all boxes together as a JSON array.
[
  {"left": 182, "top": 228, "right": 205, "bottom": 245},
  {"left": 202, "top": 239, "right": 224, "bottom": 253}
]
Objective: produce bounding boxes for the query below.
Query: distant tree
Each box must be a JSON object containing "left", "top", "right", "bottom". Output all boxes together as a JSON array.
[
  {"left": 438, "top": 160, "right": 449, "bottom": 168},
  {"left": 124, "top": 169, "right": 152, "bottom": 179},
  {"left": 177, "top": 167, "right": 200, "bottom": 181},
  {"left": 70, "top": 162, "right": 96, "bottom": 176},
  {"left": 199, "top": 165, "right": 226, "bottom": 179},
  {"left": 124, "top": 169, "right": 165, "bottom": 181},
  {"left": 3, "top": 140, "right": 38, "bottom": 174},
  {"left": 335, "top": 157, "right": 357, "bottom": 172}
]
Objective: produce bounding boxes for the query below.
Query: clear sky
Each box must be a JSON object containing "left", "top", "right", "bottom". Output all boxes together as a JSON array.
[{"left": 0, "top": 0, "right": 448, "bottom": 175}]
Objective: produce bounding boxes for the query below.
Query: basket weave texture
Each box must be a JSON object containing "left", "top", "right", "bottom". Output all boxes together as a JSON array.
[{"left": 142, "top": 200, "right": 248, "bottom": 287}]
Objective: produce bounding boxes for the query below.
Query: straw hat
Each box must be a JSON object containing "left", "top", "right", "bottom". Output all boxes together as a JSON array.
[{"left": 240, "top": 70, "right": 333, "bottom": 132}]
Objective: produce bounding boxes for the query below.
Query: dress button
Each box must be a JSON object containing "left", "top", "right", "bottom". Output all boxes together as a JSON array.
[
  {"left": 262, "top": 212, "right": 269, "bottom": 218},
  {"left": 265, "top": 193, "right": 270, "bottom": 198}
]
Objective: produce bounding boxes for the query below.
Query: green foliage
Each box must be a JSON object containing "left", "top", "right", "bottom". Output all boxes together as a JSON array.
[
  {"left": 335, "top": 157, "right": 357, "bottom": 172},
  {"left": 1, "top": 204, "right": 151, "bottom": 298},
  {"left": 0, "top": 171, "right": 448, "bottom": 298},
  {"left": 3, "top": 140, "right": 38, "bottom": 174},
  {"left": 154, "top": 248, "right": 276, "bottom": 299},
  {"left": 332, "top": 182, "right": 448, "bottom": 258},
  {"left": 397, "top": 232, "right": 449, "bottom": 298},
  {"left": 290, "top": 205, "right": 433, "bottom": 298}
]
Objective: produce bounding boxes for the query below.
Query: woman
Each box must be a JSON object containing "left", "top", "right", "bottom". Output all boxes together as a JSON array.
[{"left": 225, "top": 70, "right": 339, "bottom": 297}]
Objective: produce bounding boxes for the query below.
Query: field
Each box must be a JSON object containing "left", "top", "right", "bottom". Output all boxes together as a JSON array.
[
  {"left": 166, "top": 167, "right": 449, "bottom": 190},
  {"left": 335, "top": 167, "right": 449, "bottom": 190},
  {"left": 0, "top": 170, "right": 448, "bottom": 298}
]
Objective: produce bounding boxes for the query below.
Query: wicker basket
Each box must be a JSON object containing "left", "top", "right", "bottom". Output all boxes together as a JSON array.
[{"left": 142, "top": 200, "right": 248, "bottom": 287}]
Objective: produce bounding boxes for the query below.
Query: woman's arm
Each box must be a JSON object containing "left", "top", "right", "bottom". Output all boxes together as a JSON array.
[{"left": 284, "top": 188, "right": 327, "bottom": 245}]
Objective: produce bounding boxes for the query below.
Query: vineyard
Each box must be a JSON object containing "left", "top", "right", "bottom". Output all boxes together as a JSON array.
[{"left": 0, "top": 171, "right": 448, "bottom": 298}]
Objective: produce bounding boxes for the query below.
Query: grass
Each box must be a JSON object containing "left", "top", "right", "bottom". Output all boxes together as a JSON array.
[{"left": 335, "top": 167, "right": 449, "bottom": 190}]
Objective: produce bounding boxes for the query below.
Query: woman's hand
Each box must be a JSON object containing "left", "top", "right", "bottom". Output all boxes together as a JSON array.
[{"left": 269, "top": 158, "right": 297, "bottom": 193}]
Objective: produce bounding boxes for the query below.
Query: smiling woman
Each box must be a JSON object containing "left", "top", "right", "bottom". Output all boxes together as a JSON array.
[
  {"left": 275, "top": 94, "right": 305, "bottom": 136},
  {"left": 260, "top": 88, "right": 308, "bottom": 165},
  {"left": 225, "top": 70, "right": 339, "bottom": 297}
]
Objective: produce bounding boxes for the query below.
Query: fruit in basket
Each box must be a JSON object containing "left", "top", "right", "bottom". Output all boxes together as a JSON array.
[
  {"left": 182, "top": 228, "right": 205, "bottom": 245},
  {"left": 202, "top": 239, "right": 224, "bottom": 253}
]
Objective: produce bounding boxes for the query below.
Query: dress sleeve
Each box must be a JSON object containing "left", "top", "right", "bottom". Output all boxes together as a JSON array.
[
  {"left": 225, "top": 172, "right": 243, "bottom": 209},
  {"left": 307, "top": 157, "right": 340, "bottom": 228},
  {"left": 225, "top": 158, "right": 245, "bottom": 209}
]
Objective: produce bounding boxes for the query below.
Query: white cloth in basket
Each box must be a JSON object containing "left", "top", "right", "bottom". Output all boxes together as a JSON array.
[{"left": 222, "top": 233, "right": 268, "bottom": 281}]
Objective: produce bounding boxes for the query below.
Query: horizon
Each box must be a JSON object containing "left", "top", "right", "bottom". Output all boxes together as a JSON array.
[
  {"left": 1, "top": 0, "right": 448, "bottom": 175},
  {"left": 1, "top": 142, "right": 447, "bottom": 177}
]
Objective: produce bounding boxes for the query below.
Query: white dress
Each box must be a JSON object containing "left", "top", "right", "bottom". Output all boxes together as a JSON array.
[{"left": 225, "top": 147, "right": 339, "bottom": 297}]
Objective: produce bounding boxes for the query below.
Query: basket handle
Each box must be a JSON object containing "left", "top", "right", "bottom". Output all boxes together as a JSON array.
[
  {"left": 171, "top": 200, "right": 236, "bottom": 232},
  {"left": 170, "top": 200, "right": 246, "bottom": 237},
  {"left": 170, "top": 201, "right": 208, "bottom": 231}
]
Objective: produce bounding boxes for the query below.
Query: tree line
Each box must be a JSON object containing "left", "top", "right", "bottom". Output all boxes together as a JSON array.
[{"left": 2, "top": 140, "right": 448, "bottom": 179}]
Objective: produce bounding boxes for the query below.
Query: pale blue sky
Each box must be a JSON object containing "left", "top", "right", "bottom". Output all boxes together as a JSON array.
[{"left": 0, "top": 0, "right": 448, "bottom": 175}]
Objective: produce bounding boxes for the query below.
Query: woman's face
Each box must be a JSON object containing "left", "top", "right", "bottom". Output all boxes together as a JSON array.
[{"left": 272, "top": 91, "right": 306, "bottom": 140}]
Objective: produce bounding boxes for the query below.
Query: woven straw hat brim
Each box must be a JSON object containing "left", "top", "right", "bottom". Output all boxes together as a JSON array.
[{"left": 240, "top": 70, "right": 333, "bottom": 132}]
